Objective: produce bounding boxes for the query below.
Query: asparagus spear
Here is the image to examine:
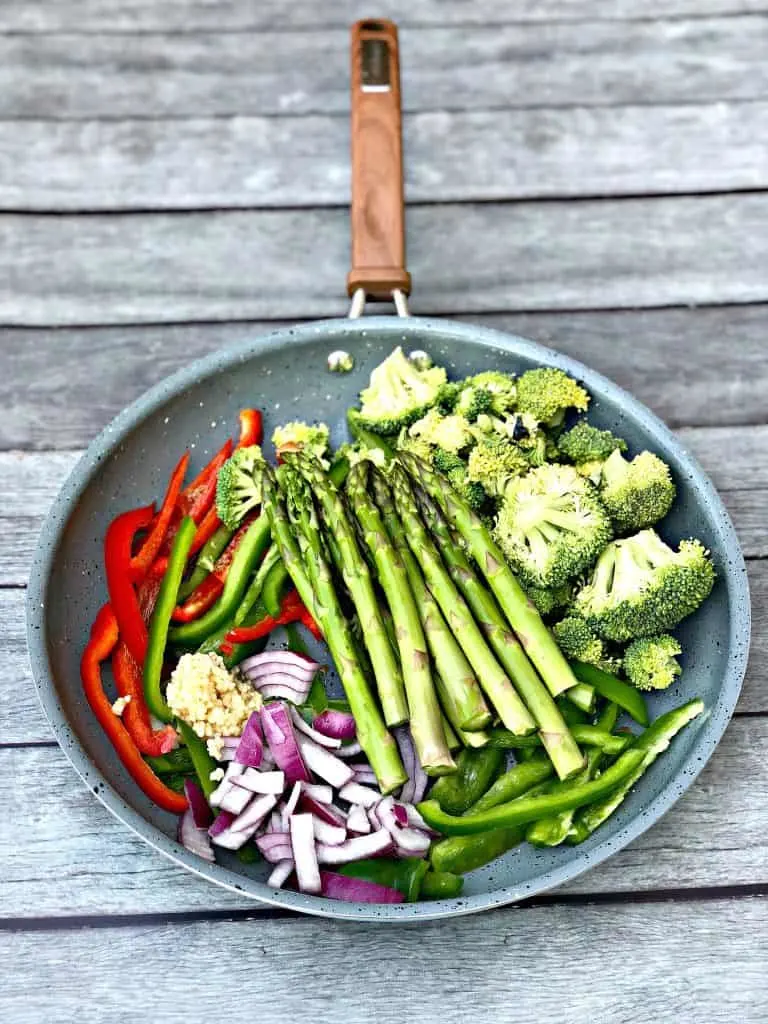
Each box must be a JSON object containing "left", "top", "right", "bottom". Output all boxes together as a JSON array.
[
  {"left": 370, "top": 469, "right": 491, "bottom": 732},
  {"left": 435, "top": 673, "right": 490, "bottom": 748},
  {"left": 567, "top": 698, "right": 705, "bottom": 844},
  {"left": 288, "top": 455, "right": 408, "bottom": 727},
  {"left": 399, "top": 451, "right": 581, "bottom": 700},
  {"left": 346, "top": 463, "right": 455, "bottom": 775},
  {"left": 260, "top": 466, "right": 406, "bottom": 794},
  {"left": 416, "top": 488, "right": 584, "bottom": 779},
  {"left": 389, "top": 464, "right": 536, "bottom": 737}
]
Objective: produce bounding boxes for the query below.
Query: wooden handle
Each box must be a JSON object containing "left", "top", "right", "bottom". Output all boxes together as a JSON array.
[{"left": 347, "top": 19, "right": 411, "bottom": 302}]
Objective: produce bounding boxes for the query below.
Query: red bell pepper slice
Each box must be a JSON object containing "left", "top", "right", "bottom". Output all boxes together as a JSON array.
[
  {"left": 171, "top": 573, "right": 224, "bottom": 623},
  {"left": 130, "top": 451, "right": 189, "bottom": 580},
  {"left": 80, "top": 605, "right": 188, "bottom": 814},
  {"left": 225, "top": 590, "right": 321, "bottom": 644},
  {"left": 236, "top": 409, "right": 263, "bottom": 448},
  {"left": 105, "top": 505, "right": 154, "bottom": 666},
  {"left": 112, "top": 641, "right": 178, "bottom": 755}
]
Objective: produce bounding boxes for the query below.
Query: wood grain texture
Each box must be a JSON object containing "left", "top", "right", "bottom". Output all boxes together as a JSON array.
[
  {"left": 3, "top": 306, "right": 767, "bottom": 449},
  {"left": 4, "top": 102, "right": 768, "bottom": 212},
  {"left": 2, "top": 1, "right": 766, "bottom": 32},
  {"left": 3, "top": 192, "right": 768, "bottom": 325},
  {"left": 1, "top": 19, "right": 766, "bottom": 119}
]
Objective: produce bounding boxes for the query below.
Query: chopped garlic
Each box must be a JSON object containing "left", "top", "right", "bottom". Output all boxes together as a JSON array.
[
  {"left": 209, "top": 767, "right": 225, "bottom": 782},
  {"left": 166, "top": 652, "right": 261, "bottom": 759},
  {"left": 111, "top": 695, "right": 131, "bottom": 716}
]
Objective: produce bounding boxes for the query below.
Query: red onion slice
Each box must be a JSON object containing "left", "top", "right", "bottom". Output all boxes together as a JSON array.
[
  {"left": 392, "top": 802, "right": 409, "bottom": 828},
  {"left": 311, "top": 816, "right": 347, "bottom": 846},
  {"left": 346, "top": 804, "right": 372, "bottom": 835},
  {"left": 351, "top": 765, "right": 378, "bottom": 786},
  {"left": 256, "top": 833, "right": 294, "bottom": 863},
  {"left": 316, "top": 829, "right": 395, "bottom": 865},
  {"left": 335, "top": 741, "right": 363, "bottom": 759},
  {"left": 216, "top": 783, "right": 252, "bottom": 816},
  {"left": 266, "top": 810, "right": 283, "bottom": 834},
  {"left": 289, "top": 706, "right": 342, "bottom": 749},
  {"left": 312, "top": 709, "right": 357, "bottom": 741},
  {"left": 375, "top": 797, "right": 431, "bottom": 857},
  {"left": 183, "top": 779, "right": 212, "bottom": 829},
  {"left": 233, "top": 713, "right": 264, "bottom": 767},
  {"left": 320, "top": 871, "right": 403, "bottom": 905},
  {"left": 296, "top": 735, "right": 354, "bottom": 788},
  {"left": 338, "top": 782, "right": 380, "bottom": 808},
  {"left": 230, "top": 793, "right": 277, "bottom": 834},
  {"left": 208, "top": 810, "right": 235, "bottom": 838},
  {"left": 178, "top": 808, "right": 215, "bottom": 862},
  {"left": 267, "top": 859, "right": 294, "bottom": 889},
  {"left": 394, "top": 725, "right": 428, "bottom": 805},
  {"left": 261, "top": 702, "right": 311, "bottom": 783},
  {"left": 234, "top": 768, "right": 286, "bottom": 795},
  {"left": 290, "top": 813, "right": 321, "bottom": 894},
  {"left": 299, "top": 795, "right": 347, "bottom": 828},
  {"left": 242, "top": 650, "right": 320, "bottom": 677},
  {"left": 302, "top": 783, "right": 333, "bottom": 804},
  {"left": 281, "top": 780, "right": 303, "bottom": 829}
]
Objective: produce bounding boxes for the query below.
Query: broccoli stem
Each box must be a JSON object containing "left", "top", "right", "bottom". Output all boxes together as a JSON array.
[
  {"left": 288, "top": 455, "right": 409, "bottom": 727},
  {"left": 260, "top": 466, "right": 406, "bottom": 794},
  {"left": 370, "top": 469, "right": 491, "bottom": 733},
  {"left": 568, "top": 698, "right": 705, "bottom": 843},
  {"left": 345, "top": 463, "right": 455, "bottom": 775},
  {"left": 399, "top": 452, "right": 584, "bottom": 700},
  {"left": 389, "top": 464, "right": 537, "bottom": 738},
  {"left": 416, "top": 489, "right": 585, "bottom": 780}
]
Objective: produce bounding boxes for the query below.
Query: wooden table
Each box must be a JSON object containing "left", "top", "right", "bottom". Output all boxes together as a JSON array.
[{"left": 3, "top": 3, "right": 767, "bottom": 1020}]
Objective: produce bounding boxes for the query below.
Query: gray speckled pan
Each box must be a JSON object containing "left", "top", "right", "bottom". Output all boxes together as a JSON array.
[{"left": 27, "top": 315, "right": 750, "bottom": 922}]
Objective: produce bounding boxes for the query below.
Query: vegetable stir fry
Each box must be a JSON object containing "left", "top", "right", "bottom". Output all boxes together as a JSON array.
[{"left": 81, "top": 348, "right": 714, "bottom": 903}]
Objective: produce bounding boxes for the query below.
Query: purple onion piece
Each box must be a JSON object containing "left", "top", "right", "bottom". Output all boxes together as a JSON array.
[
  {"left": 261, "top": 702, "right": 311, "bottom": 783},
  {"left": 311, "top": 709, "right": 357, "bottom": 741},
  {"left": 233, "top": 712, "right": 264, "bottom": 767},
  {"left": 320, "top": 871, "right": 403, "bottom": 905},
  {"left": 183, "top": 779, "right": 213, "bottom": 829}
]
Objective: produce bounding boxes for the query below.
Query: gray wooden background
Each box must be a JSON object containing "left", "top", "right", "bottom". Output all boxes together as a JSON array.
[{"left": 3, "top": 3, "right": 768, "bottom": 1021}]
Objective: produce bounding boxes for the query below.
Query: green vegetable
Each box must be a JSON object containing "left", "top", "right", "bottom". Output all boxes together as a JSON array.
[
  {"left": 431, "top": 448, "right": 488, "bottom": 512},
  {"left": 487, "top": 725, "right": 630, "bottom": 756},
  {"left": 418, "top": 748, "right": 645, "bottom": 835},
  {"left": 553, "top": 616, "right": 620, "bottom": 674},
  {"left": 408, "top": 408, "right": 474, "bottom": 455},
  {"left": 570, "top": 661, "right": 649, "bottom": 726},
  {"left": 557, "top": 421, "right": 627, "bottom": 466},
  {"left": 289, "top": 456, "right": 408, "bottom": 728},
  {"left": 466, "top": 434, "right": 530, "bottom": 496},
  {"left": 430, "top": 747, "right": 505, "bottom": 815},
  {"left": 564, "top": 683, "right": 597, "bottom": 713},
  {"left": 176, "top": 719, "right": 218, "bottom": 799},
  {"left": 467, "top": 756, "right": 555, "bottom": 813},
  {"left": 339, "top": 857, "right": 429, "bottom": 903},
  {"left": 169, "top": 516, "right": 272, "bottom": 647},
  {"left": 261, "top": 556, "right": 291, "bottom": 618},
  {"left": 233, "top": 544, "right": 283, "bottom": 625},
  {"left": 573, "top": 529, "right": 715, "bottom": 642},
  {"left": 600, "top": 449, "right": 676, "bottom": 533},
  {"left": 346, "top": 462, "right": 454, "bottom": 774},
  {"left": 261, "top": 464, "right": 406, "bottom": 794},
  {"left": 145, "top": 748, "right": 194, "bottom": 774},
  {"left": 568, "top": 698, "right": 705, "bottom": 843},
  {"left": 399, "top": 451, "right": 583, "bottom": 702},
  {"left": 390, "top": 464, "right": 536, "bottom": 737},
  {"left": 215, "top": 445, "right": 266, "bottom": 530},
  {"left": 272, "top": 421, "right": 330, "bottom": 463},
  {"left": 416, "top": 489, "right": 584, "bottom": 780},
  {"left": 420, "top": 870, "right": 464, "bottom": 899},
  {"left": 144, "top": 516, "right": 197, "bottom": 722},
  {"left": 178, "top": 523, "right": 233, "bottom": 600},
  {"left": 514, "top": 367, "right": 589, "bottom": 427},
  {"left": 494, "top": 464, "right": 613, "bottom": 589},
  {"left": 357, "top": 346, "right": 447, "bottom": 435},
  {"left": 370, "top": 469, "right": 491, "bottom": 732},
  {"left": 521, "top": 581, "right": 573, "bottom": 618},
  {"left": 623, "top": 634, "right": 682, "bottom": 691},
  {"left": 236, "top": 844, "right": 262, "bottom": 864},
  {"left": 347, "top": 409, "right": 395, "bottom": 459}
]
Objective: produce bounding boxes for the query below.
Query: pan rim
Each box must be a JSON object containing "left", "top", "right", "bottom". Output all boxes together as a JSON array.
[{"left": 26, "top": 315, "right": 751, "bottom": 922}]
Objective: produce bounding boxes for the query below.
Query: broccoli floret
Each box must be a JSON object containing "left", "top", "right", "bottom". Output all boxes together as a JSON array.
[
  {"left": 558, "top": 421, "right": 627, "bottom": 465},
  {"left": 272, "top": 421, "right": 330, "bottom": 464},
  {"left": 447, "top": 468, "right": 488, "bottom": 511},
  {"left": 494, "top": 464, "right": 613, "bottom": 588},
  {"left": 466, "top": 435, "right": 530, "bottom": 496},
  {"left": 515, "top": 368, "right": 590, "bottom": 427},
  {"left": 395, "top": 429, "right": 435, "bottom": 465},
  {"left": 467, "top": 371, "right": 517, "bottom": 414},
  {"left": 456, "top": 385, "right": 494, "bottom": 423},
  {"left": 600, "top": 449, "right": 677, "bottom": 533},
  {"left": 551, "top": 615, "right": 620, "bottom": 673},
  {"left": 408, "top": 408, "right": 474, "bottom": 455},
  {"left": 623, "top": 634, "right": 682, "bottom": 691},
  {"left": 573, "top": 529, "right": 715, "bottom": 642},
  {"left": 432, "top": 448, "right": 464, "bottom": 475},
  {"left": 215, "top": 445, "right": 266, "bottom": 530},
  {"left": 436, "top": 381, "right": 462, "bottom": 414},
  {"left": 357, "top": 346, "right": 447, "bottom": 435},
  {"left": 523, "top": 581, "right": 574, "bottom": 618}
]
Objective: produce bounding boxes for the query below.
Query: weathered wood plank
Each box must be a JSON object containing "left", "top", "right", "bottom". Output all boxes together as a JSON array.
[
  {"left": 4, "top": 102, "right": 768, "bottom": 212},
  {"left": 4, "top": 307, "right": 768, "bottom": 449},
  {"left": 3, "top": 193, "right": 768, "bottom": 326},
  {"left": 1, "top": 2, "right": 764, "bottom": 33},
  {"left": 5, "top": 554, "right": 766, "bottom": 747},
  {"left": 1, "top": 19, "right": 766, "bottom": 120},
  {"left": 3, "top": 901, "right": 768, "bottom": 1023},
  {"left": 2, "top": 720, "right": 766, "bottom": 919}
]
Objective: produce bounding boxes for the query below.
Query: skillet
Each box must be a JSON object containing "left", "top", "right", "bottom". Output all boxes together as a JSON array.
[{"left": 26, "top": 20, "right": 750, "bottom": 921}]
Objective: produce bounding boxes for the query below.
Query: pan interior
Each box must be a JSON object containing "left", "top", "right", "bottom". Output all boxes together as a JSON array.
[{"left": 28, "top": 316, "right": 750, "bottom": 921}]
